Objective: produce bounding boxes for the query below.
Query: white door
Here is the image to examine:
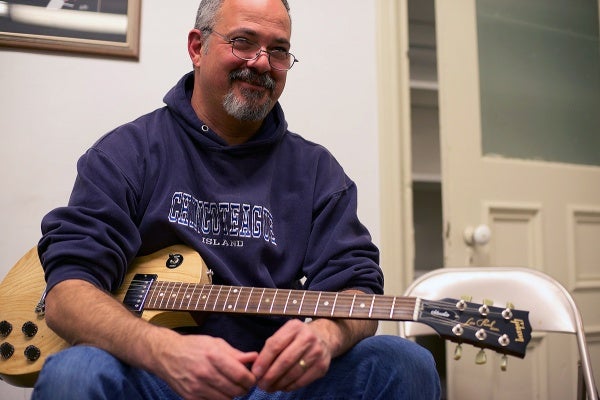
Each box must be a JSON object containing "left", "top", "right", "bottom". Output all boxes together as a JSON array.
[{"left": 436, "top": 0, "right": 600, "bottom": 399}]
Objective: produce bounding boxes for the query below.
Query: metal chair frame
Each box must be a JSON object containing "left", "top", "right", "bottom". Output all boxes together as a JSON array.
[{"left": 399, "top": 267, "right": 598, "bottom": 400}]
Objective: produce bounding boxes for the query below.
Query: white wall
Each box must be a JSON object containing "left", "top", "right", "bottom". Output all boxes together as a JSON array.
[{"left": 0, "top": 1, "right": 380, "bottom": 397}]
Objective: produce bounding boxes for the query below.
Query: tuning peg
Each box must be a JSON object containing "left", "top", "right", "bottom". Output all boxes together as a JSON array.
[
  {"left": 453, "top": 344, "right": 463, "bottom": 360},
  {"left": 502, "top": 302, "right": 515, "bottom": 319},
  {"left": 460, "top": 295, "right": 472, "bottom": 302},
  {"left": 501, "top": 354, "right": 508, "bottom": 371},
  {"left": 475, "top": 349, "right": 487, "bottom": 365}
]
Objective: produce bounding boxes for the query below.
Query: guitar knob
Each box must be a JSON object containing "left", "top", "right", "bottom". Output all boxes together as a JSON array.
[
  {"left": 0, "top": 342, "right": 15, "bottom": 360},
  {"left": 0, "top": 320, "right": 12, "bottom": 337},
  {"left": 24, "top": 345, "right": 41, "bottom": 362},
  {"left": 22, "top": 321, "right": 38, "bottom": 338}
]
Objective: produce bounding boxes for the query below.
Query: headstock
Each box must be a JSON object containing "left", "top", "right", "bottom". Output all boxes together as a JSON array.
[{"left": 416, "top": 297, "right": 531, "bottom": 363}]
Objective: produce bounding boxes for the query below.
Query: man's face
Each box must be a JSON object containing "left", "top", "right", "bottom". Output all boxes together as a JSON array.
[{"left": 197, "top": 0, "right": 292, "bottom": 122}]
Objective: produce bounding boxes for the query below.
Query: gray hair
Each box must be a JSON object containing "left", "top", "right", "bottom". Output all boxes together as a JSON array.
[{"left": 194, "top": 0, "right": 291, "bottom": 33}]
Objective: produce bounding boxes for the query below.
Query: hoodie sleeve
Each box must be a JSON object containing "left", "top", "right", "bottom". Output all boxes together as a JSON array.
[
  {"left": 38, "top": 145, "right": 143, "bottom": 294},
  {"left": 301, "top": 154, "right": 383, "bottom": 295}
]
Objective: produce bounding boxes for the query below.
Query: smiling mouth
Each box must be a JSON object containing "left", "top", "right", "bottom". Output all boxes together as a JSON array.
[{"left": 229, "top": 68, "right": 276, "bottom": 93}]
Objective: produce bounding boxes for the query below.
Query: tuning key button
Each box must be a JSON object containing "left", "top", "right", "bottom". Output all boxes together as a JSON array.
[
  {"left": 498, "top": 334, "right": 510, "bottom": 347},
  {"left": 0, "top": 342, "right": 15, "bottom": 360},
  {"left": 502, "top": 308, "right": 513, "bottom": 319},
  {"left": 22, "top": 321, "right": 38, "bottom": 338},
  {"left": 475, "top": 328, "right": 487, "bottom": 341},
  {"left": 24, "top": 345, "right": 41, "bottom": 362},
  {"left": 455, "top": 300, "right": 467, "bottom": 311},
  {"left": 478, "top": 304, "right": 490, "bottom": 316},
  {"left": 0, "top": 320, "right": 12, "bottom": 337},
  {"left": 452, "top": 324, "right": 464, "bottom": 336}
]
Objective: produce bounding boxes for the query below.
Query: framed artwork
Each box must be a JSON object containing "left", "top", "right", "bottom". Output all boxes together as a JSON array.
[{"left": 0, "top": 0, "right": 141, "bottom": 59}]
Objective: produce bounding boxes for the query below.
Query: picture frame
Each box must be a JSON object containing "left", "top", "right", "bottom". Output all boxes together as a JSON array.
[{"left": 0, "top": 0, "right": 141, "bottom": 59}]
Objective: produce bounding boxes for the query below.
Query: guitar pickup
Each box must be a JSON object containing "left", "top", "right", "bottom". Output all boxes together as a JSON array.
[{"left": 122, "top": 274, "right": 157, "bottom": 315}]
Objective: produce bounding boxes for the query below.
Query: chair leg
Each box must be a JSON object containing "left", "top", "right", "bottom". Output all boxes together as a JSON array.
[{"left": 577, "top": 361, "right": 585, "bottom": 400}]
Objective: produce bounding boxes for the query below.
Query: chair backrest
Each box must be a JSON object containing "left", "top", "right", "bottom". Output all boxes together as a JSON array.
[{"left": 399, "top": 267, "right": 598, "bottom": 400}]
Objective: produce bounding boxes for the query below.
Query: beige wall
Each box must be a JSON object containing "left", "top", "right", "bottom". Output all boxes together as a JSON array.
[{"left": 0, "top": 1, "right": 380, "bottom": 397}]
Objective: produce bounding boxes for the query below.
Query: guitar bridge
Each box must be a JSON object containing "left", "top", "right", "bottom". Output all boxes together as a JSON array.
[{"left": 123, "top": 274, "right": 158, "bottom": 315}]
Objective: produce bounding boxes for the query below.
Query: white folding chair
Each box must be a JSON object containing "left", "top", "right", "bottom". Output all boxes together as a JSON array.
[{"left": 399, "top": 267, "right": 598, "bottom": 400}]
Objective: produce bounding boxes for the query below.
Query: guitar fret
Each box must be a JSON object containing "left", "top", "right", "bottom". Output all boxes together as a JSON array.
[
  {"left": 193, "top": 284, "right": 204, "bottom": 310},
  {"left": 349, "top": 294, "right": 356, "bottom": 317},
  {"left": 182, "top": 283, "right": 192, "bottom": 309},
  {"left": 223, "top": 286, "right": 233, "bottom": 311},
  {"left": 368, "top": 295, "right": 375, "bottom": 318},
  {"left": 203, "top": 285, "right": 214, "bottom": 311},
  {"left": 244, "top": 287, "right": 253, "bottom": 312},
  {"left": 331, "top": 293, "right": 339, "bottom": 317},
  {"left": 390, "top": 296, "right": 397, "bottom": 319},
  {"left": 232, "top": 287, "right": 242, "bottom": 312},
  {"left": 299, "top": 291, "right": 307, "bottom": 315},
  {"left": 269, "top": 289, "right": 278, "bottom": 313},
  {"left": 313, "top": 292, "right": 322, "bottom": 316},
  {"left": 213, "top": 286, "right": 223, "bottom": 311},
  {"left": 257, "top": 288, "right": 266, "bottom": 312},
  {"left": 283, "top": 290, "right": 292, "bottom": 314},
  {"left": 157, "top": 282, "right": 168, "bottom": 309}
]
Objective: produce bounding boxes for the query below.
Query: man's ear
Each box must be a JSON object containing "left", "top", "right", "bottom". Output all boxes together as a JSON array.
[{"left": 188, "top": 29, "right": 204, "bottom": 67}]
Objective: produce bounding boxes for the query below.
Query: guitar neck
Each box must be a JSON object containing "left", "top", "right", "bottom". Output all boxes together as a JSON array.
[{"left": 133, "top": 277, "right": 418, "bottom": 321}]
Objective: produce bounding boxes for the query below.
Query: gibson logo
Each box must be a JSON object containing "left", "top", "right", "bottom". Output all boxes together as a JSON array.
[
  {"left": 510, "top": 318, "right": 527, "bottom": 343},
  {"left": 465, "top": 317, "right": 499, "bottom": 332},
  {"left": 430, "top": 309, "right": 451, "bottom": 318}
]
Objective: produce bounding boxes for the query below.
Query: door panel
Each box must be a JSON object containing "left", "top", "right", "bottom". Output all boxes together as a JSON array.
[{"left": 435, "top": 0, "right": 600, "bottom": 398}]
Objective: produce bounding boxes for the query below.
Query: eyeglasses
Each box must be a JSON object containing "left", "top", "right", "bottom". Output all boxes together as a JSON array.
[{"left": 209, "top": 30, "right": 299, "bottom": 71}]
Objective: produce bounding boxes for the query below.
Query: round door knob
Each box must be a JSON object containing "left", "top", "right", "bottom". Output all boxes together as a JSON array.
[{"left": 464, "top": 225, "right": 491, "bottom": 246}]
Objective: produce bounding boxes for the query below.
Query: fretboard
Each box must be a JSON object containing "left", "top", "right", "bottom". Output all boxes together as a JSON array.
[{"left": 142, "top": 280, "right": 417, "bottom": 321}]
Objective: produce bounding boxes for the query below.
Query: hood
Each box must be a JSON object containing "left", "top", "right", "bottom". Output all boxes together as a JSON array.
[{"left": 163, "top": 72, "right": 288, "bottom": 154}]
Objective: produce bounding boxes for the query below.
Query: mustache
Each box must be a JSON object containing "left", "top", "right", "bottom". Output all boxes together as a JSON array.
[{"left": 229, "top": 68, "right": 276, "bottom": 91}]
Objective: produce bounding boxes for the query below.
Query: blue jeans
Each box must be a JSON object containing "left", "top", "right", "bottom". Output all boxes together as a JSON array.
[{"left": 31, "top": 335, "right": 440, "bottom": 400}]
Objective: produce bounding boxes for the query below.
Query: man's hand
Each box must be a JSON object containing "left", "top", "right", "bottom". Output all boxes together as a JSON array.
[
  {"left": 251, "top": 319, "right": 331, "bottom": 392},
  {"left": 153, "top": 333, "right": 258, "bottom": 400},
  {"left": 251, "top": 289, "right": 378, "bottom": 393}
]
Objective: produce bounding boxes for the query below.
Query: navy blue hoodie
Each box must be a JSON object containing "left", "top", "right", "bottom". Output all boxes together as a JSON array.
[{"left": 39, "top": 72, "right": 383, "bottom": 351}]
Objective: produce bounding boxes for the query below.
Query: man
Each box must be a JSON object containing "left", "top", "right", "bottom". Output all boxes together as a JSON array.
[{"left": 32, "top": 0, "right": 440, "bottom": 399}]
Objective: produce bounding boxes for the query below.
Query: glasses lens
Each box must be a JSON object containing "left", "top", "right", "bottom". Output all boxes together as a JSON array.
[
  {"left": 231, "top": 39, "right": 258, "bottom": 58},
  {"left": 269, "top": 51, "right": 293, "bottom": 70},
  {"left": 230, "top": 38, "right": 294, "bottom": 71}
]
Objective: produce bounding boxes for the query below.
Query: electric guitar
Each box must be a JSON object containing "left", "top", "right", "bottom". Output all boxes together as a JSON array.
[{"left": 0, "top": 245, "right": 532, "bottom": 387}]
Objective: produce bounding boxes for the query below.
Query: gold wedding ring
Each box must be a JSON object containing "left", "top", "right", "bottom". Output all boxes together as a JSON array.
[{"left": 299, "top": 358, "right": 307, "bottom": 371}]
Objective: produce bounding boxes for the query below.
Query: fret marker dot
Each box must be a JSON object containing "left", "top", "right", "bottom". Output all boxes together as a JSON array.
[
  {"left": 360, "top": 303, "right": 366, "bottom": 308},
  {"left": 233, "top": 289, "right": 239, "bottom": 293},
  {"left": 228, "top": 305, "right": 233, "bottom": 309},
  {"left": 159, "top": 293, "right": 164, "bottom": 297},
  {"left": 324, "top": 301, "right": 330, "bottom": 306},
  {"left": 292, "top": 299, "right": 298, "bottom": 304},
  {"left": 265, "top": 298, "right": 271, "bottom": 303},
  {"left": 202, "top": 295, "right": 207, "bottom": 299}
]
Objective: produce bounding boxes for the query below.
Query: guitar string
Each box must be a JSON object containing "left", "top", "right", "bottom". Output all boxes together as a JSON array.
[
  {"left": 128, "top": 280, "right": 521, "bottom": 352},
  {"left": 129, "top": 279, "right": 517, "bottom": 327}
]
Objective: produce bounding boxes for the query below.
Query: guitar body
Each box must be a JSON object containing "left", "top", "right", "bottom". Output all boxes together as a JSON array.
[{"left": 0, "top": 245, "right": 210, "bottom": 387}]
